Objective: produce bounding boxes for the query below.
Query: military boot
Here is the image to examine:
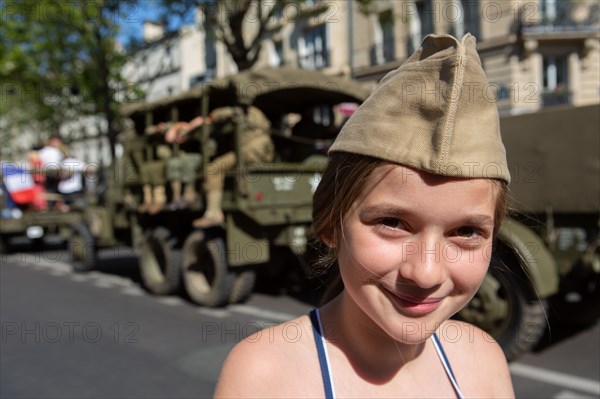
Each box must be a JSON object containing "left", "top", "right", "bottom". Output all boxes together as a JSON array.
[
  {"left": 148, "top": 185, "right": 166, "bottom": 214},
  {"left": 182, "top": 183, "right": 198, "bottom": 208},
  {"left": 168, "top": 180, "right": 183, "bottom": 210},
  {"left": 193, "top": 190, "right": 224, "bottom": 228},
  {"left": 138, "top": 184, "right": 153, "bottom": 213}
]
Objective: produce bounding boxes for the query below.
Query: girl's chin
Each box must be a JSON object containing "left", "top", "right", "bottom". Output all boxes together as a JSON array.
[{"left": 379, "top": 317, "right": 445, "bottom": 343}]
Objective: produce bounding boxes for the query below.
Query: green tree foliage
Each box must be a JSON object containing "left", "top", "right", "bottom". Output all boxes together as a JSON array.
[{"left": 0, "top": 0, "right": 130, "bottom": 160}]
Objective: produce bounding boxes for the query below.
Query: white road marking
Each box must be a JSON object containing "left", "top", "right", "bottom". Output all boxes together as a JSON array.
[
  {"left": 88, "top": 271, "right": 106, "bottom": 280},
  {"left": 95, "top": 275, "right": 133, "bottom": 288},
  {"left": 12, "top": 259, "right": 28, "bottom": 266},
  {"left": 35, "top": 259, "right": 71, "bottom": 272},
  {"left": 70, "top": 274, "right": 91, "bottom": 282},
  {"left": 554, "top": 389, "right": 596, "bottom": 399},
  {"left": 93, "top": 279, "right": 116, "bottom": 289},
  {"left": 4, "top": 254, "right": 72, "bottom": 271},
  {"left": 197, "top": 308, "right": 230, "bottom": 319},
  {"left": 229, "top": 304, "right": 296, "bottom": 323},
  {"left": 121, "top": 287, "right": 145, "bottom": 296},
  {"left": 156, "top": 297, "right": 185, "bottom": 306},
  {"left": 48, "top": 269, "right": 69, "bottom": 277},
  {"left": 510, "top": 363, "right": 600, "bottom": 396}
]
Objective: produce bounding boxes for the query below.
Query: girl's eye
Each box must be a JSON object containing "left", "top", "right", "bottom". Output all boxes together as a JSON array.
[
  {"left": 379, "top": 218, "right": 406, "bottom": 230},
  {"left": 456, "top": 226, "right": 482, "bottom": 238}
]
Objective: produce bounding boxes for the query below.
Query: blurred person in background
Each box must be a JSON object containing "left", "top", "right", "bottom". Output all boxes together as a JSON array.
[
  {"left": 38, "top": 134, "right": 66, "bottom": 210},
  {"left": 57, "top": 153, "right": 86, "bottom": 211}
]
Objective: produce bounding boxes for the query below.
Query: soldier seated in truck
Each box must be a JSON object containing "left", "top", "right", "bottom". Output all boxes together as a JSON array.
[
  {"left": 138, "top": 125, "right": 171, "bottom": 214},
  {"left": 164, "top": 117, "right": 203, "bottom": 210},
  {"left": 192, "top": 105, "right": 274, "bottom": 228}
]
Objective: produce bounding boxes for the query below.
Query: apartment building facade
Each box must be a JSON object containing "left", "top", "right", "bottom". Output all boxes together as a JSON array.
[
  {"left": 121, "top": 19, "right": 215, "bottom": 102},
  {"left": 124, "top": 0, "right": 598, "bottom": 113},
  {"left": 257, "top": 0, "right": 599, "bottom": 115}
]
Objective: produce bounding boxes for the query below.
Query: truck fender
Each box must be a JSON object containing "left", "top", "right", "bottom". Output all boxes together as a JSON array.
[
  {"left": 226, "top": 213, "right": 269, "bottom": 267},
  {"left": 497, "top": 218, "right": 559, "bottom": 298}
]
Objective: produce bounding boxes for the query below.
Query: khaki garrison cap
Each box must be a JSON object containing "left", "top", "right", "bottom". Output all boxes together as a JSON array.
[{"left": 330, "top": 33, "right": 511, "bottom": 184}]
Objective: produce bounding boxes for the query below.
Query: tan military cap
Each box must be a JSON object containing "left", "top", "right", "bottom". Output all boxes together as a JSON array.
[{"left": 330, "top": 33, "right": 510, "bottom": 184}]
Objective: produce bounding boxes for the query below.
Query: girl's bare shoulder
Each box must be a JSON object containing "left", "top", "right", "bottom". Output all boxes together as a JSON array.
[
  {"left": 436, "top": 320, "right": 515, "bottom": 398},
  {"left": 214, "top": 315, "right": 322, "bottom": 398}
]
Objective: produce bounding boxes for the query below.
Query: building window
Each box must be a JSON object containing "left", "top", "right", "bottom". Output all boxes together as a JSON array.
[
  {"left": 541, "top": 0, "right": 558, "bottom": 24},
  {"left": 298, "top": 24, "right": 329, "bottom": 70},
  {"left": 409, "top": 0, "right": 434, "bottom": 54},
  {"left": 461, "top": 0, "right": 480, "bottom": 37},
  {"left": 270, "top": 41, "right": 284, "bottom": 67},
  {"left": 205, "top": 23, "right": 217, "bottom": 78},
  {"left": 371, "top": 10, "right": 395, "bottom": 65},
  {"left": 451, "top": 1, "right": 480, "bottom": 38},
  {"left": 542, "top": 55, "right": 570, "bottom": 106}
]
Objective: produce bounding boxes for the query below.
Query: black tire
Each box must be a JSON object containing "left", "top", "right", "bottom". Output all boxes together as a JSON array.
[
  {"left": 69, "top": 222, "right": 96, "bottom": 272},
  {"left": 549, "top": 260, "right": 600, "bottom": 325},
  {"left": 230, "top": 270, "right": 256, "bottom": 304},
  {"left": 456, "top": 242, "right": 547, "bottom": 361},
  {"left": 182, "top": 232, "right": 234, "bottom": 307},
  {"left": 139, "top": 227, "right": 182, "bottom": 295}
]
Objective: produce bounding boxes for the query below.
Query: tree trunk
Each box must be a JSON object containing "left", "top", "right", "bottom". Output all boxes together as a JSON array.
[{"left": 94, "top": 26, "right": 116, "bottom": 163}]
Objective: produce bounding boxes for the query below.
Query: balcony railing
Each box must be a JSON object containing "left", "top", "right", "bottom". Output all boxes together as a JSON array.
[
  {"left": 522, "top": 1, "right": 599, "bottom": 33},
  {"left": 542, "top": 89, "right": 572, "bottom": 107}
]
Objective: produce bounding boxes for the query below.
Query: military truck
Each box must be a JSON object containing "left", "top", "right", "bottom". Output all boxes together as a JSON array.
[
  {"left": 0, "top": 163, "right": 83, "bottom": 253},
  {"left": 455, "top": 103, "right": 600, "bottom": 360},
  {"left": 70, "top": 65, "right": 599, "bottom": 360},
  {"left": 69, "top": 67, "right": 370, "bottom": 307}
]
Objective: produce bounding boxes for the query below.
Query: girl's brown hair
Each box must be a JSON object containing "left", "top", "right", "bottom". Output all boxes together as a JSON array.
[{"left": 311, "top": 152, "right": 510, "bottom": 301}]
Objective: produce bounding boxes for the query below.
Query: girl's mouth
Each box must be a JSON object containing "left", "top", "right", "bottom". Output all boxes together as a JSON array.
[{"left": 382, "top": 287, "right": 444, "bottom": 316}]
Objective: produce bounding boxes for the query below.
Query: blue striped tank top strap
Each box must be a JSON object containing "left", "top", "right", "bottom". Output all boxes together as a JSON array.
[
  {"left": 431, "top": 332, "right": 466, "bottom": 399},
  {"left": 309, "top": 309, "right": 335, "bottom": 399}
]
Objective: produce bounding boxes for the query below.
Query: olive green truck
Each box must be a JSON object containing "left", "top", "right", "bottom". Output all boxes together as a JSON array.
[{"left": 66, "top": 67, "right": 599, "bottom": 360}]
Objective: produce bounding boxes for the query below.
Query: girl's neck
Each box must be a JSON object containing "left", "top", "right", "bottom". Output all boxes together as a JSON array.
[{"left": 320, "top": 291, "right": 427, "bottom": 383}]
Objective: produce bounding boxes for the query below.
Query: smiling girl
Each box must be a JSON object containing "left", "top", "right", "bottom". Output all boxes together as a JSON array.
[{"left": 215, "top": 33, "right": 515, "bottom": 398}]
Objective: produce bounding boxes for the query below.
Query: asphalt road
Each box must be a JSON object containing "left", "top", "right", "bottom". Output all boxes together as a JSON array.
[{"left": 1, "top": 248, "right": 599, "bottom": 399}]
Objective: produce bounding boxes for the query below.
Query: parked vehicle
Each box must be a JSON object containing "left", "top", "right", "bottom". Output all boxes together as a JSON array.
[{"left": 455, "top": 103, "right": 600, "bottom": 359}]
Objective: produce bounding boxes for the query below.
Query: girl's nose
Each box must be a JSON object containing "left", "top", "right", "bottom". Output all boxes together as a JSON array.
[{"left": 398, "top": 236, "right": 448, "bottom": 289}]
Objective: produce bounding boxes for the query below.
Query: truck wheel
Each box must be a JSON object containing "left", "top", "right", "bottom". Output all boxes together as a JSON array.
[
  {"left": 550, "top": 260, "right": 600, "bottom": 325},
  {"left": 140, "top": 227, "right": 182, "bottom": 295},
  {"left": 182, "top": 232, "right": 234, "bottom": 307},
  {"left": 230, "top": 270, "right": 256, "bottom": 304},
  {"left": 457, "top": 243, "right": 547, "bottom": 361},
  {"left": 69, "top": 223, "right": 96, "bottom": 272}
]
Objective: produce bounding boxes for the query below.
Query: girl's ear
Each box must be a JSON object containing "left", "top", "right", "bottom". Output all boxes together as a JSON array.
[{"left": 321, "top": 230, "right": 337, "bottom": 248}]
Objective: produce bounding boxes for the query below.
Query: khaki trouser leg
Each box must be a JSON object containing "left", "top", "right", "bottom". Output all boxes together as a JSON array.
[
  {"left": 193, "top": 190, "right": 223, "bottom": 228},
  {"left": 138, "top": 184, "right": 153, "bottom": 213},
  {"left": 193, "top": 152, "right": 235, "bottom": 227},
  {"left": 148, "top": 185, "right": 166, "bottom": 214},
  {"left": 204, "top": 152, "right": 237, "bottom": 191},
  {"left": 171, "top": 180, "right": 182, "bottom": 202},
  {"left": 182, "top": 183, "right": 198, "bottom": 206}
]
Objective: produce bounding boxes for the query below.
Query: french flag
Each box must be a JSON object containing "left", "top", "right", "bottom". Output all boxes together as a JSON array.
[{"left": 1, "top": 163, "right": 36, "bottom": 205}]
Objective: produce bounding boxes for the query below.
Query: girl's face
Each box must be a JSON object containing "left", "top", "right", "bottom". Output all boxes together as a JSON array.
[{"left": 336, "top": 163, "right": 498, "bottom": 344}]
